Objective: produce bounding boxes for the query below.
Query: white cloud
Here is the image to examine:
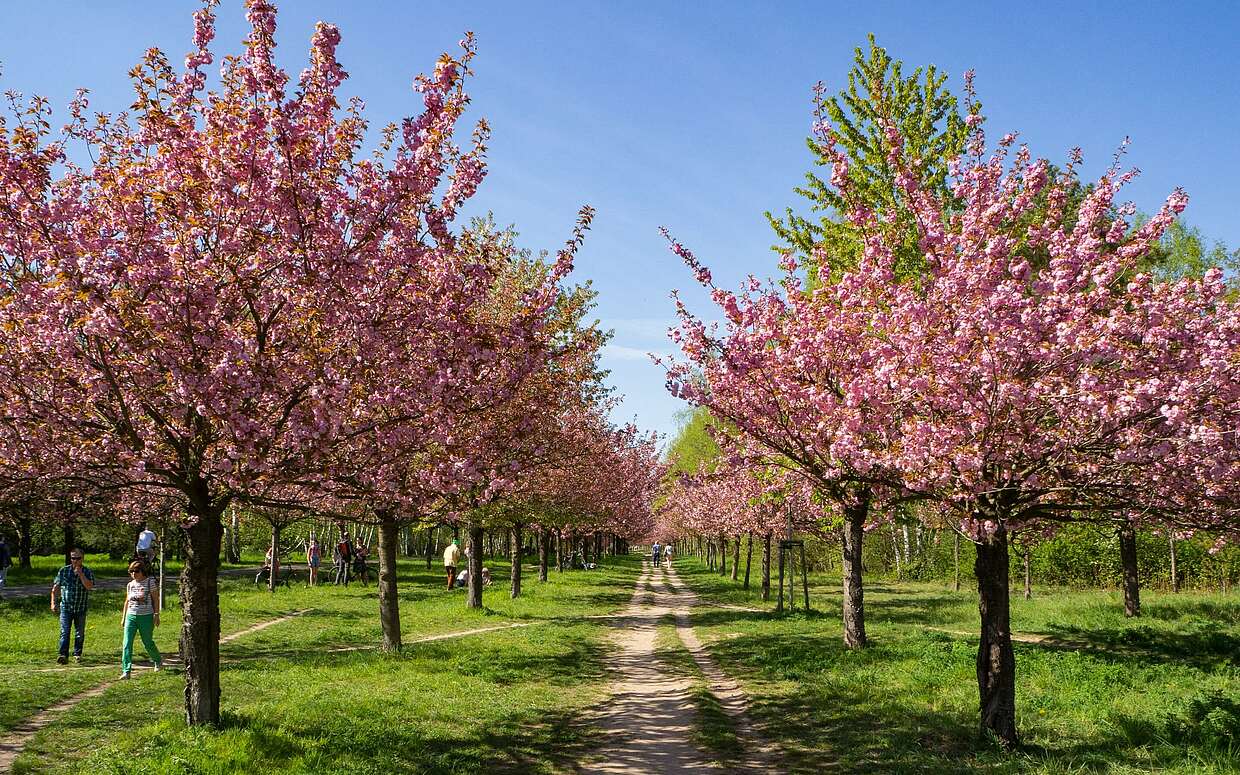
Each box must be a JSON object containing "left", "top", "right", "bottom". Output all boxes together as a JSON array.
[{"left": 601, "top": 344, "right": 670, "bottom": 361}]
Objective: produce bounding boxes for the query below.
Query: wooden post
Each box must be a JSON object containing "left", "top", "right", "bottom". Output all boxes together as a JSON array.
[{"left": 776, "top": 541, "right": 786, "bottom": 614}]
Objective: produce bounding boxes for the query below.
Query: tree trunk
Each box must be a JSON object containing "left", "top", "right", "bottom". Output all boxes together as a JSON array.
[
  {"left": 63, "top": 523, "right": 75, "bottom": 567},
  {"left": 17, "top": 516, "right": 32, "bottom": 569},
  {"left": 1169, "top": 536, "right": 1179, "bottom": 593},
  {"left": 890, "top": 522, "right": 902, "bottom": 580},
  {"left": 975, "top": 522, "right": 1018, "bottom": 748},
  {"left": 731, "top": 537, "right": 740, "bottom": 581},
  {"left": 181, "top": 500, "right": 224, "bottom": 727},
  {"left": 743, "top": 533, "right": 753, "bottom": 590},
  {"left": 467, "top": 524, "right": 484, "bottom": 609},
  {"left": 841, "top": 496, "right": 868, "bottom": 649},
  {"left": 953, "top": 531, "right": 961, "bottom": 592},
  {"left": 267, "top": 523, "right": 280, "bottom": 593},
  {"left": 538, "top": 527, "right": 549, "bottom": 582},
  {"left": 1119, "top": 519, "right": 1141, "bottom": 617},
  {"left": 761, "top": 532, "right": 772, "bottom": 601},
  {"left": 1022, "top": 546, "right": 1032, "bottom": 600},
  {"left": 425, "top": 526, "right": 436, "bottom": 570},
  {"left": 226, "top": 508, "right": 241, "bottom": 564},
  {"left": 377, "top": 513, "right": 402, "bottom": 652},
  {"left": 556, "top": 530, "right": 565, "bottom": 573},
  {"left": 510, "top": 524, "right": 522, "bottom": 599}
]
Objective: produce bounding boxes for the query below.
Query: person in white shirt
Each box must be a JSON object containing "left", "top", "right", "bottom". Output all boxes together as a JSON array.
[
  {"left": 135, "top": 526, "right": 157, "bottom": 563},
  {"left": 443, "top": 540, "right": 462, "bottom": 590}
]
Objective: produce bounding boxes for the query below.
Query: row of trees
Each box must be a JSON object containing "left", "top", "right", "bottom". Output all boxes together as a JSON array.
[
  {"left": 656, "top": 41, "right": 1239, "bottom": 748},
  {"left": 0, "top": 1, "right": 658, "bottom": 727}
]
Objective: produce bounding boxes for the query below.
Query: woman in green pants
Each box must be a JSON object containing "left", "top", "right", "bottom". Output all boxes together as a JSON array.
[{"left": 120, "top": 560, "right": 162, "bottom": 678}]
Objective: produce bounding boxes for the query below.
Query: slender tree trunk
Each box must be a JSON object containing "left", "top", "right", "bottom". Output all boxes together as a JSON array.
[
  {"left": 467, "top": 524, "right": 484, "bottom": 609},
  {"left": 890, "top": 522, "right": 902, "bottom": 580},
  {"left": 267, "top": 523, "right": 281, "bottom": 593},
  {"left": 425, "top": 526, "right": 436, "bottom": 570},
  {"left": 181, "top": 498, "right": 224, "bottom": 727},
  {"left": 1169, "top": 536, "right": 1179, "bottom": 593},
  {"left": 1023, "top": 549, "right": 1032, "bottom": 600},
  {"left": 761, "top": 532, "right": 772, "bottom": 601},
  {"left": 841, "top": 496, "right": 868, "bottom": 649},
  {"left": 557, "top": 530, "right": 565, "bottom": 572},
  {"left": 510, "top": 523, "right": 522, "bottom": 599},
  {"left": 63, "top": 523, "right": 75, "bottom": 567},
  {"left": 731, "top": 537, "right": 740, "bottom": 581},
  {"left": 376, "top": 512, "right": 402, "bottom": 652},
  {"left": 17, "top": 516, "right": 32, "bottom": 569},
  {"left": 538, "top": 527, "right": 549, "bottom": 582},
  {"left": 743, "top": 533, "right": 753, "bottom": 590},
  {"left": 953, "top": 532, "right": 961, "bottom": 592},
  {"left": 975, "top": 521, "right": 1018, "bottom": 748},
  {"left": 224, "top": 509, "right": 239, "bottom": 564},
  {"left": 1119, "top": 519, "right": 1141, "bottom": 617}
]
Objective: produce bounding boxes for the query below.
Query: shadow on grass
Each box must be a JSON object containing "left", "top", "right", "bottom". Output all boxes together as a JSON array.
[{"left": 1037, "top": 621, "right": 1239, "bottom": 668}]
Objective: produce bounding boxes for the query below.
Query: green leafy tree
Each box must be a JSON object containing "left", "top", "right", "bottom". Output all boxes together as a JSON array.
[
  {"left": 767, "top": 35, "right": 975, "bottom": 284},
  {"left": 664, "top": 406, "right": 721, "bottom": 478}
]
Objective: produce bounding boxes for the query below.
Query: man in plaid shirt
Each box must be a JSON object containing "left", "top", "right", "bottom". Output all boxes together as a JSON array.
[{"left": 51, "top": 549, "right": 95, "bottom": 664}]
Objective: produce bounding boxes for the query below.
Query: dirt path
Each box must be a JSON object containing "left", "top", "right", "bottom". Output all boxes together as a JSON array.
[
  {"left": 0, "top": 608, "right": 310, "bottom": 774},
  {"left": 0, "top": 566, "right": 261, "bottom": 600},
  {"left": 582, "top": 561, "right": 776, "bottom": 774}
]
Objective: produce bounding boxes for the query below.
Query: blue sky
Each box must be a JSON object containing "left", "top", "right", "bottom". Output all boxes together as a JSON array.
[{"left": 3, "top": 1, "right": 1237, "bottom": 446}]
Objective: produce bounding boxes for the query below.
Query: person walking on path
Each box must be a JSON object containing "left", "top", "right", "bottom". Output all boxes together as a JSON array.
[
  {"left": 335, "top": 532, "right": 354, "bottom": 586},
  {"left": 306, "top": 538, "right": 322, "bottom": 586},
  {"left": 0, "top": 535, "right": 11, "bottom": 596},
  {"left": 119, "top": 560, "right": 162, "bottom": 678},
  {"left": 51, "top": 549, "right": 95, "bottom": 664},
  {"left": 663, "top": 543, "right": 674, "bottom": 567},
  {"left": 651, "top": 541, "right": 662, "bottom": 568},
  {"left": 135, "top": 525, "right": 157, "bottom": 565},
  {"left": 443, "top": 539, "right": 462, "bottom": 590}
]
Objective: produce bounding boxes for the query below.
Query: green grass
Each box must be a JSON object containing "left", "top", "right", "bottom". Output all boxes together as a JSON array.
[
  {"left": 5, "top": 556, "right": 639, "bottom": 774},
  {"left": 676, "top": 557, "right": 1240, "bottom": 774}
]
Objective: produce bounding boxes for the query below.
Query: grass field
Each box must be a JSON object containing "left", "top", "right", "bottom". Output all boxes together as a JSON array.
[
  {"left": 675, "top": 558, "right": 1240, "bottom": 774},
  {"left": 3, "top": 555, "right": 639, "bottom": 775}
]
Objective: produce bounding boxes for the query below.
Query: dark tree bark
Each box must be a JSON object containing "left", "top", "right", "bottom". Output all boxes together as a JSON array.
[
  {"left": 719, "top": 537, "right": 728, "bottom": 575},
  {"left": 841, "top": 495, "right": 868, "bottom": 649},
  {"left": 1119, "top": 519, "right": 1141, "bottom": 617},
  {"left": 731, "top": 537, "right": 740, "bottom": 581},
  {"left": 376, "top": 512, "right": 402, "bottom": 652},
  {"left": 761, "top": 532, "right": 771, "bottom": 601},
  {"left": 556, "top": 529, "right": 565, "bottom": 572},
  {"left": 63, "top": 523, "right": 75, "bottom": 567},
  {"left": 467, "top": 524, "right": 484, "bottom": 609},
  {"left": 975, "top": 521, "right": 1018, "bottom": 748},
  {"left": 17, "top": 516, "right": 32, "bottom": 569},
  {"left": 538, "top": 527, "right": 549, "bottom": 582},
  {"left": 181, "top": 498, "right": 224, "bottom": 727},
  {"left": 510, "top": 523, "right": 522, "bottom": 599},
  {"left": 425, "top": 526, "right": 436, "bottom": 570},
  {"left": 743, "top": 532, "right": 753, "bottom": 590}
]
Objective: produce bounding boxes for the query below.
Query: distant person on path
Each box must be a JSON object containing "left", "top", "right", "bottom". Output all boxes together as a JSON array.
[
  {"left": 51, "top": 549, "right": 95, "bottom": 664},
  {"left": 663, "top": 544, "right": 674, "bottom": 567},
  {"left": 120, "top": 560, "right": 162, "bottom": 678},
  {"left": 335, "top": 532, "right": 354, "bottom": 586},
  {"left": 0, "top": 535, "right": 11, "bottom": 595},
  {"left": 135, "top": 525, "right": 157, "bottom": 565},
  {"left": 651, "top": 542, "right": 662, "bottom": 568},
  {"left": 306, "top": 539, "right": 321, "bottom": 586},
  {"left": 443, "top": 539, "right": 462, "bottom": 590},
  {"left": 353, "top": 542, "right": 370, "bottom": 585}
]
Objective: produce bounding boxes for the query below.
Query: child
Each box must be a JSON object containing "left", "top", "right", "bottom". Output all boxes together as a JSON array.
[{"left": 120, "top": 560, "right": 162, "bottom": 678}]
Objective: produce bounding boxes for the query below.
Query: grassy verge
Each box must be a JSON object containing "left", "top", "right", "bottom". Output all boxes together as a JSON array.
[
  {"left": 6, "top": 555, "right": 639, "bottom": 774},
  {"left": 676, "top": 557, "right": 1240, "bottom": 774}
]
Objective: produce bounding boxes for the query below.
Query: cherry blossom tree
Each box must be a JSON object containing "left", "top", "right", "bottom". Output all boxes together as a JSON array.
[{"left": 0, "top": 0, "right": 521, "bottom": 724}]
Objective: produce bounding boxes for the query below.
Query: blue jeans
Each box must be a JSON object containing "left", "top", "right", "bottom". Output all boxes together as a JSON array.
[{"left": 59, "top": 607, "right": 87, "bottom": 657}]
